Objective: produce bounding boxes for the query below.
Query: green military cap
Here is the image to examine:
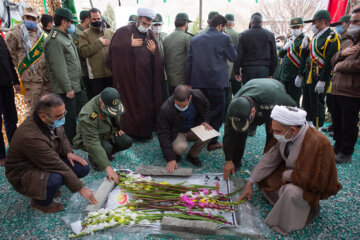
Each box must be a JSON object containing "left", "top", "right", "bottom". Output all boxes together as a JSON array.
[
  {"left": 175, "top": 13, "right": 192, "bottom": 22},
  {"left": 225, "top": 14, "right": 235, "bottom": 21},
  {"left": 208, "top": 11, "right": 219, "bottom": 20},
  {"left": 79, "top": 10, "right": 89, "bottom": 21},
  {"left": 153, "top": 13, "right": 163, "bottom": 25},
  {"left": 304, "top": 10, "right": 331, "bottom": 23},
  {"left": 100, "top": 87, "right": 125, "bottom": 116},
  {"left": 227, "top": 97, "right": 252, "bottom": 133},
  {"left": 102, "top": 16, "right": 111, "bottom": 28},
  {"left": 290, "top": 17, "right": 303, "bottom": 27},
  {"left": 330, "top": 15, "right": 351, "bottom": 27},
  {"left": 55, "top": 7, "right": 78, "bottom": 23},
  {"left": 128, "top": 14, "right": 137, "bottom": 23}
]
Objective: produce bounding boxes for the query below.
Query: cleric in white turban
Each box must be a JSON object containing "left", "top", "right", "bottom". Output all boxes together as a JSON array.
[
  {"left": 238, "top": 105, "right": 342, "bottom": 236},
  {"left": 137, "top": 7, "right": 156, "bottom": 20}
]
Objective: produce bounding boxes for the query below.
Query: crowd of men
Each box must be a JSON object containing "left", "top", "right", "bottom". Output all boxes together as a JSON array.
[{"left": 0, "top": 4, "right": 359, "bottom": 236}]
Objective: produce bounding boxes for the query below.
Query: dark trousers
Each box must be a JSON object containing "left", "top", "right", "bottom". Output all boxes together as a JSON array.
[
  {"left": 302, "top": 82, "right": 326, "bottom": 127},
  {"left": 332, "top": 95, "right": 360, "bottom": 155},
  {"left": 34, "top": 157, "right": 90, "bottom": 206},
  {"left": 60, "top": 91, "right": 87, "bottom": 145},
  {"left": 82, "top": 76, "right": 93, "bottom": 100},
  {"left": 282, "top": 80, "right": 302, "bottom": 106},
  {"left": 198, "top": 88, "right": 226, "bottom": 145},
  {"left": 230, "top": 78, "right": 242, "bottom": 95},
  {"left": 225, "top": 86, "right": 232, "bottom": 119},
  {"left": 161, "top": 80, "right": 170, "bottom": 103},
  {"left": 100, "top": 134, "right": 133, "bottom": 157},
  {"left": 326, "top": 93, "right": 334, "bottom": 115},
  {"left": 241, "top": 66, "right": 270, "bottom": 85},
  {"left": 0, "top": 87, "right": 17, "bottom": 159},
  {"left": 90, "top": 77, "right": 112, "bottom": 96},
  {"left": 168, "top": 85, "right": 176, "bottom": 97}
]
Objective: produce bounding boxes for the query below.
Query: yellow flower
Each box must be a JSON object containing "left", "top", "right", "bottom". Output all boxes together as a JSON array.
[
  {"left": 200, "top": 199, "right": 206, "bottom": 203},
  {"left": 119, "top": 218, "right": 125, "bottom": 223},
  {"left": 144, "top": 186, "right": 151, "bottom": 191},
  {"left": 129, "top": 206, "right": 135, "bottom": 210},
  {"left": 160, "top": 182, "right": 168, "bottom": 185}
]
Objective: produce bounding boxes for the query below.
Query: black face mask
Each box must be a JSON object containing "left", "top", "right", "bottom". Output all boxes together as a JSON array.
[{"left": 91, "top": 21, "right": 102, "bottom": 28}]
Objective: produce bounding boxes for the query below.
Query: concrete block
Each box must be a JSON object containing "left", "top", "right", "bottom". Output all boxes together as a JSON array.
[
  {"left": 135, "top": 166, "right": 192, "bottom": 176},
  {"left": 85, "top": 177, "right": 115, "bottom": 213},
  {"left": 161, "top": 216, "right": 218, "bottom": 235}
]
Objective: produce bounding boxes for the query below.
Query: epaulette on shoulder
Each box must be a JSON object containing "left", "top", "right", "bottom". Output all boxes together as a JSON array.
[{"left": 51, "top": 31, "right": 58, "bottom": 39}]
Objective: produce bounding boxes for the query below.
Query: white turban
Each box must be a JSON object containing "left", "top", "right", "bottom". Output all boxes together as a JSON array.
[
  {"left": 270, "top": 105, "right": 307, "bottom": 126},
  {"left": 137, "top": 7, "right": 156, "bottom": 20}
]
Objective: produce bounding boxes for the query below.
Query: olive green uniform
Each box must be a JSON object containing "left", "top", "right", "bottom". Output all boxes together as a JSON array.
[
  {"left": 225, "top": 26, "right": 242, "bottom": 95},
  {"left": 73, "top": 96, "right": 133, "bottom": 170},
  {"left": 278, "top": 33, "right": 305, "bottom": 106},
  {"left": 44, "top": 27, "right": 87, "bottom": 144},
  {"left": 223, "top": 79, "right": 296, "bottom": 170},
  {"left": 155, "top": 32, "right": 169, "bottom": 102}
]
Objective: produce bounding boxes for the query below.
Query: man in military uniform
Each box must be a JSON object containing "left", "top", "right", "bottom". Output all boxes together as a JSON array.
[
  {"left": 128, "top": 14, "right": 137, "bottom": 25},
  {"left": 44, "top": 8, "right": 87, "bottom": 145},
  {"left": 152, "top": 13, "right": 169, "bottom": 102},
  {"left": 225, "top": 13, "right": 241, "bottom": 95},
  {"left": 222, "top": 78, "right": 296, "bottom": 180},
  {"left": 295, "top": 10, "right": 340, "bottom": 128},
  {"left": 331, "top": 15, "right": 351, "bottom": 43},
  {"left": 195, "top": 11, "right": 219, "bottom": 35},
  {"left": 72, "top": 10, "right": 93, "bottom": 100},
  {"left": 278, "top": 18, "right": 306, "bottom": 106},
  {"left": 164, "top": 13, "right": 193, "bottom": 95},
  {"left": 73, "top": 87, "right": 133, "bottom": 183},
  {"left": 6, "top": 7, "right": 52, "bottom": 115}
]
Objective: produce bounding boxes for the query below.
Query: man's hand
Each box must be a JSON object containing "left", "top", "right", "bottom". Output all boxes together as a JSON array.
[
  {"left": 301, "top": 35, "right": 309, "bottom": 49},
  {"left": 147, "top": 40, "right": 156, "bottom": 55},
  {"left": 341, "top": 44, "right": 360, "bottom": 57},
  {"left": 294, "top": 75, "right": 303, "bottom": 88},
  {"left": 115, "top": 130, "right": 125, "bottom": 137},
  {"left": 223, "top": 161, "right": 236, "bottom": 180},
  {"left": 131, "top": 33, "right": 143, "bottom": 47},
  {"left": 105, "top": 166, "right": 119, "bottom": 183},
  {"left": 67, "top": 152, "right": 88, "bottom": 166},
  {"left": 235, "top": 74, "right": 242, "bottom": 82},
  {"left": 66, "top": 90, "right": 75, "bottom": 99},
  {"left": 99, "top": 36, "right": 110, "bottom": 46},
  {"left": 282, "top": 41, "right": 292, "bottom": 51},
  {"left": 314, "top": 81, "right": 325, "bottom": 94},
  {"left": 79, "top": 187, "right": 98, "bottom": 204},
  {"left": 238, "top": 181, "right": 253, "bottom": 201},
  {"left": 201, "top": 122, "right": 213, "bottom": 131},
  {"left": 13, "top": 84, "right": 20, "bottom": 94},
  {"left": 165, "top": 160, "right": 177, "bottom": 173}
]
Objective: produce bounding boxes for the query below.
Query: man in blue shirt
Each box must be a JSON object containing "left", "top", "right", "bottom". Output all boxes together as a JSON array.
[{"left": 186, "top": 14, "right": 237, "bottom": 151}]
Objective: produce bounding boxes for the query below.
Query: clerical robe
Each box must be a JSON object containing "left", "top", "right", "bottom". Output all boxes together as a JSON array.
[
  {"left": 250, "top": 123, "right": 342, "bottom": 233},
  {"left": 107, "top": 24, "right": 163, "bottom": 138}
]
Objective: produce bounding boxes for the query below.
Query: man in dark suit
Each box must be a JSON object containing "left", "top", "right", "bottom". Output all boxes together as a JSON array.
[
  {"left": 0, "top": 36, "right": 20, "bottom": 165},
  {"left": 186, "top": 14, "right": 237, "bottom": 151}
]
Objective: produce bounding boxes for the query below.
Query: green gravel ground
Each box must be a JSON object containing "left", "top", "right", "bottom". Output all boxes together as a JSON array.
[{"left": 0, "top": 124, "right": 359, "bottom": 239}]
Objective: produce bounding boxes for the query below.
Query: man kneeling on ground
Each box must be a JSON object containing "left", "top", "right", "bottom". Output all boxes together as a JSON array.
[
  {"left": 239, "top": 105, "right": 342, "bottom": 235},
  {"left": 5, "top": 94, "right": 97, "bottom": 213},
  {"left": 157, "top": 85, "right": 213, "bottom": 172}
]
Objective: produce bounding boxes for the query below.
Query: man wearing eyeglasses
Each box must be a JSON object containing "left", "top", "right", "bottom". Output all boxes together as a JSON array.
[
  {"left": 222, "top": 78, "right": 296, "bottom": 180},
  {"left": 5, "top": 93, "right": 97, "bottom": 213}
]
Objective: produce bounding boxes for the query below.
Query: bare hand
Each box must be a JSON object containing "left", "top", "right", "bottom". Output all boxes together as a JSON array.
[
  {"left": 13, "top": 84, "right": 20, "bottom": 94},
  {"left": 66, "top": 90, "right": 75, "bottom": 99},
  {"left": 235, "top": 74, "right": 242, "bottom": 82},
  {"left": 147, "top": 40, "right": 156, "bottom": 55},
  {"left": 67, "top": 152, "right": 88, "bottom": 167},
  {"left": 268, "top": 76, "right": 273, "bottom": 79},
  {"left": 341, "top": 44, "right": 360, "bottom": 57},
  {"left": 238, "top": 181, "right": 253, "bottom": 201},
  {"left": 201, "top": 122, "right": 213, "bottom": 131},
  {"left": 99, "top": 36, "right": 110, "bottom": 46},
  {"left": 115, "top": 130, "right": 125, "bottom": 137},
  {"left": 131, "top": 33, "right": 143, "bottom": 47},
  {"left": 223, "top": 161, "right": 236, "bottom": 180},
  {"left": 186, "top": 85, "right": 192, "bottom": 90},
  {"left": 165, "top": 160, "right": 178, "bottom": 173},
  {"left": 105, "top": 166, "right": 119, "bottom": 184},
  {"left": 79, "top": 187, "right": 98, "bottom": 204}
]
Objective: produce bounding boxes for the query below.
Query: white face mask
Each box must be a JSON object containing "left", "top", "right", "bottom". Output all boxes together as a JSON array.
[
  {"left": 347, "top": 24, "right": 360, "bottom": 36},
  {"left": 276, "top": 42, "right": 282, "bottom": 48},
  {"left": 152, "top": 25, "right": 162, "bottom": 34},
  {"left": 137, "top": 24, "right": 149, "bottom": 33},
  {"left": 273, "top": 129, "right": 293, "bottom": 143},
  {"left": 311, "top": 24, "right": 318, "bottom": 34},
  {"left": 292, "top": 29, "right": 302, "bottom": 37}
]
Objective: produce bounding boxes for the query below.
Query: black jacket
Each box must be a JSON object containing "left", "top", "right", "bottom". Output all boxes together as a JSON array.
[
  {"left": 157, "top": 89, "right": 211, "bottom": 162},
  {"left": 0, "top": 36, "right": 19, "bottom": 87},
  {"left": 233, "top": 24, "right": 278, "bottom": 76}
]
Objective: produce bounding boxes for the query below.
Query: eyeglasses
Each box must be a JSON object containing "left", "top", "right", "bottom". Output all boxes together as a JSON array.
[
  {"left": 47, "top": 110, "right": 67, "bottom": 121},
  {"left": 350, "top": 19, "right": 360, "bottom": 25}
]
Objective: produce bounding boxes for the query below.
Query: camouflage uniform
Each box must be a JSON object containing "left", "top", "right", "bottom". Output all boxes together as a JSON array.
[{"left": 6, "top": 24, "right": 52, "bottom": 115}]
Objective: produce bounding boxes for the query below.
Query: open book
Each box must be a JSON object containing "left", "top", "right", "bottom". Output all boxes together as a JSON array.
[{"left": 191, "top": 125, "right": 220, "bottom": 142}]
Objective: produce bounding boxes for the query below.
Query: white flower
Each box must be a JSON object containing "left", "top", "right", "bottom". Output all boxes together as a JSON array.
[{"left": 139, "top": 219, "right": 151, "bottom": 224}]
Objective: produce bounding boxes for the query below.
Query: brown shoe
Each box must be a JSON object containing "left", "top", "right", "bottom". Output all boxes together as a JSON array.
[
  {"left": 207, "top": 143, "right": 223, "bottom": 151},
  {"left": 54, "top": 190, "right": 61, "bottom": 198},
  {"left": 30, "top": 200, "right": 64, "bottom": 213}
]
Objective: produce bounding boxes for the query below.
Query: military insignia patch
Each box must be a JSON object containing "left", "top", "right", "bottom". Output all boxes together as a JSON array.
[
  {"left": 52, "top": 31, "right": 57, "bottom": 39},
  {"left": 294, "top": 19, "right": 299, "bottom": 24},
  {"left": 90, "top": 112, "right": 98, "bottom": 120},
  {"left": 132, "top": 16, "right": 137, "bottom": 20},
  {"left": 112, "top": 99, "right": 119, "bottom": 106},
  {"left": 74, "top": 40, "right": 79, "bottom": 45}
]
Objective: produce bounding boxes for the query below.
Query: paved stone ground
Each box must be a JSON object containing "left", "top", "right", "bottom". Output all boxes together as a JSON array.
[{"left": 0, "top": 124, "right": 359, "bottom": 239}]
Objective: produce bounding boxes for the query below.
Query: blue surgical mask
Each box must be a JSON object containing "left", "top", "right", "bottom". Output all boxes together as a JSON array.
[
  {"left": 335, "top": 25, "right": 345, "bottom": 35},
  {"left": 67, "top": 23, "right": 75, "bottom": 34},
  {"left": 48, "top": 117, "right": 65, "bottom": 128},
  {"left": 174, "top": 103, "right": 189, "bottom": 112},
  {"left": 24, "top": 20, "right": 38, "bottom": 30}
]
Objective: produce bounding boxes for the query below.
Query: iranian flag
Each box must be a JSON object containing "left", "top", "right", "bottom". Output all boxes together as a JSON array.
[{"left": 328, "top": 0, "right": 349, "bottom": 23}]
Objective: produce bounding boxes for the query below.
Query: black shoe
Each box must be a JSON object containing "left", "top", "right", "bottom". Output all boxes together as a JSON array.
[
  {"left": 332, "top": 145, "right": 340, "bottom": 155},
  {"left": 88, "top": 155, "right": 101, "bottom": 171},
  {"left": 306, "top": 206, "right": 320, "bottom": 225},
  {"left": 329, "top": 132, "right": 334, "bottom": 137},
  {"left": 176, "top": 155, "right": 182, "bottom": 163},
  {"left": 335, "top": 153, "right": 352, "bottom": 164},
  {"left": 108, "top": 155, "right": 115, "bottom": 162},
  {"left": 187, "top": 153, "right": 202, "bottom": 167},
  {"left": 248, "top": 126, "right": 257, "bottom": 137}
]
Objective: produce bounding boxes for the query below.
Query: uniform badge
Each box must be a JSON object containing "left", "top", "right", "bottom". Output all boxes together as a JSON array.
[
  {"left": 74, "top": 40, "right": 79, "bottom": 45},
  {"left": 90, "top": 112, "right": 98, "bottom": 120},
  {"left": 112, "top": 99, "right": 119, "bottom": 106},
  {"left": 52, "top": 31, "right": 57, "bottom": 39},
  {"left": 293, "top": 19, "right": 299, "bottom": 24},
  {"left": 132, "top": 16, "right": 137, "bottom": 20}
]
